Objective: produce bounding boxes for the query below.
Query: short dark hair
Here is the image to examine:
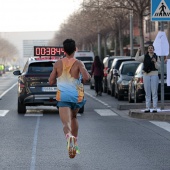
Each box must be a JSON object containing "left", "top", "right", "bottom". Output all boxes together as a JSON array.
[
  {"left": 63, "top": 39, "right": 76, "bottom": 55},
  {"left": 148, "top": 44, "right": 154, "bottom": 50}
]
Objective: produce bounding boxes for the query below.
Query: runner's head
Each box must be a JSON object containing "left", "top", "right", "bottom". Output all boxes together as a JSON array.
[{"left": 63, "top": 39, "right": 76, "bottom": 56}]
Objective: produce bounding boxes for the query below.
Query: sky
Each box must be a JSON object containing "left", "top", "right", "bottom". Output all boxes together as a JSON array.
[{"left": 0, "top": 0, "right": 82, "bottom": 32}]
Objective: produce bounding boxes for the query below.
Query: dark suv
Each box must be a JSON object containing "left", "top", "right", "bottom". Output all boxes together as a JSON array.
[{"left": 13, "top": 57, "right": 84, "bottom": 114}]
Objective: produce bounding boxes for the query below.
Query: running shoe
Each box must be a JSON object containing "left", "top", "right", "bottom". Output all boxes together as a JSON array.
[
  {"left": 75, "top": 145, "right": 80, "bottom": 154},
  {"left": 67, "top": 136, "right": 76, "bottom": 159}
]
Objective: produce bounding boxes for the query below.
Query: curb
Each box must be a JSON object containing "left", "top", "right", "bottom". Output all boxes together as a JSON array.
[
  {"left": 117, "top": 101, "right": 170, "bottom": 110},
  {"left": 129, "top": 109, "right": 170, "bottom": 121}
]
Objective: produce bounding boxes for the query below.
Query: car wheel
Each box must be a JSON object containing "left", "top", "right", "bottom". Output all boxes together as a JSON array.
[
  {"left": 110, "top": 84, "right": 115, "bottom": 96},
  {"left": 78, "top": 106, "right": 84, "bottom": 114},
  {"left": 103, "top": 81, "right": 107, "bottom": 93},
  {"left": 18, "top": 99, "right": 26, "bottom": 114},
  {"left": 107, "top": 88, "right": 110, "bottom": 95},
  {"left": 90, "top": 82, "right": 94, "bottom": 89},
  {"left": 118, "top": 93, "right": 123, "bottom": 101}
]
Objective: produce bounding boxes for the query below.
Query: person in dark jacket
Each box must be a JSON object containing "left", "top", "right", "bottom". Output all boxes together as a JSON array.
[{"left": 91, "top": 55, "right": 104, "bottom": 96}]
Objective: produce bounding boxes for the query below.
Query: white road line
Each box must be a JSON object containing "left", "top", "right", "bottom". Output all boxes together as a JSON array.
[
  {"left": 24, "top": 114, "right": 43, "bottom": 117},
  {"left": 0, "top": 110, "right": 9, "bottom": 116},
  {"left": 150, "top": 121, "right": 170, "bottom": 133},
  {"left": 94, "top": 109, "right": 118, "bottom": 116},
  {"left": 85, "top": 92, "right": 111, "bottom": 107},
  {"left": 0, "top": 83, "right": 17, "bottom": 98},
  {"left": 30, "top": 117, "right": 40, "bottom": 170}
]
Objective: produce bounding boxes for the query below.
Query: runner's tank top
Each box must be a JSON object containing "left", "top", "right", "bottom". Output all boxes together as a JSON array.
[{"left": 56, "top": 57, "right": 84, "bottom": 103}]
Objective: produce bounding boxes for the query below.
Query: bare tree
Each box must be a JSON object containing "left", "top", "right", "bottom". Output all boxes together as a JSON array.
[
  {"left": 103, "top": 0, "right": 150, "bottom": 54},
  {"left": 0, "top": 38, "right": 18, "bottom": 64}
]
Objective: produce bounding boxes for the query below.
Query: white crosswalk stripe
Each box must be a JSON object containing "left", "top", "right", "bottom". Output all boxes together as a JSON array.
[
  {"left": 0, "top": 110, "right": 9, "bottom": 116},
  {"left": 24, "top": 113, "right": 43, "bottom": 117},
  {"left": 0, "top": 111, "right": 81, "bottom": 117},
  {"left": 94, "top": 109, "right": 118, "bottom": 116},
  {"left": 150, "top": 121, "right": 170, "bottom": 133}
]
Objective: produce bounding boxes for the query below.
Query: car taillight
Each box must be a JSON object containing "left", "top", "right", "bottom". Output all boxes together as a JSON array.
[
  {"left": 104, "top": 67, "right": 108, "bottom": 77},
  {"left": 20, "top": 83, "right": 25, "bottom": 88},
  {"left": 18, "top": 82, "right": 25, "bottom": 93},
  {"left": 139, "top": 77, "right": 143, "bottom": 83}
]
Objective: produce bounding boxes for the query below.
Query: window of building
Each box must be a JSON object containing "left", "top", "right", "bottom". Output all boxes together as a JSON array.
[
  {"left": 158, "top": 22, "right": 168, "bottom": 30},
  {"left": 145, "top": 20, "right": 155, "bottom": 33}
]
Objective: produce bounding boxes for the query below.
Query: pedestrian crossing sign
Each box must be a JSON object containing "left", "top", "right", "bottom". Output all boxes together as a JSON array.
[{"left": 151, "top": 0, "right": 170, "bottom": 21}]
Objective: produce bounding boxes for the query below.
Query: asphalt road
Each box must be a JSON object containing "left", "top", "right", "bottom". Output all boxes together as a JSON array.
[{"left": 0, "top": 72, "right": 170, "bottom": 170}]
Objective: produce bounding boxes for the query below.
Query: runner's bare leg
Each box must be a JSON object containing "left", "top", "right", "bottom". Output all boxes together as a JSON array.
[
  {"left": 59, "top": 107, "right": 72, "bottom": 136},
  {"left": 71, "top": 108, "right": 79, "bottom": 137}
]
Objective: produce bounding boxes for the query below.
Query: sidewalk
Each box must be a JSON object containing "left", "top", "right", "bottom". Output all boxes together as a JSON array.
[
  {"left": 116, "top": 101, "right": 170, "bottom": 121},
  {"left": 129, "top": 106, "right": 170, "bottom": 121}
]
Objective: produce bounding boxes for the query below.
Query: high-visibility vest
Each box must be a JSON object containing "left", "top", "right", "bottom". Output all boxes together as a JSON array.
[{"left": 0, "top": 65, "right": 3, "bottom": 71}]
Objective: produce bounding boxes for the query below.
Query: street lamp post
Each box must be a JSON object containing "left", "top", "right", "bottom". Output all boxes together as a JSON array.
[
  {"left": 97, "top": 20, "right": 101, "bottom": 57},
  {"left": 130, "top": 10, "right": 133, "bottom": 57}
]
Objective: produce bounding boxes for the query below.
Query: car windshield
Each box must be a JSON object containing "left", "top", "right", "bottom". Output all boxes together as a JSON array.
[
  {"left": 84, "top": 63, "right": 92, "bottom": 70},
  {"left": 28, "top": 62, "right": 54, "bottom": 73},
  {"left": 114, "top": 59, "right": 134, "bottom": 70},
  {"left": 121, "top": 63, "right": 140, "bottom": 75},
  {"left": 76, "top": 57, "right": 93, "bottom": 61},
  {"left": 108, "top": 59, "right": 114, "bottom": 68}
]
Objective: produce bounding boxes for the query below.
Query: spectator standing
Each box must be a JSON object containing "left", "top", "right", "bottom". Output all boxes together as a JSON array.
[
  {"left": 135, "top": 45, "right": 161, "bottom": 113},
  {"left": 91, "top": 55, "right": 104, "bottom": 96}
]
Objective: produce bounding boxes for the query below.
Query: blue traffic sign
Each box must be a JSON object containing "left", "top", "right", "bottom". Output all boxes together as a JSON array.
[{"left": 151, "top": 0, "right": 170, "bottom": 21}]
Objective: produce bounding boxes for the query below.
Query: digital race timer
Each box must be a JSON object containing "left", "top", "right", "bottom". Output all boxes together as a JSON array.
[{"left": 34, "top": 46, "right": 65, "bottom": 56}]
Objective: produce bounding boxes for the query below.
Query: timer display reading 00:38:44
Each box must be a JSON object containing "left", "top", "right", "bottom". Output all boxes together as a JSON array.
[{"left": 34, "top": 46, "right": 65, "bottom": 56}]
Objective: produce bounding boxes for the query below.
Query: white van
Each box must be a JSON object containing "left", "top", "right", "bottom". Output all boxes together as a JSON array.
[{"left": 74, "top": 51, "right": 95, "bottom": 62}]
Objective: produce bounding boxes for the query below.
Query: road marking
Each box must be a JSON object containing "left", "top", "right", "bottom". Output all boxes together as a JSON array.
[
  {"left": 94, "top": 109, "right": 118, "bottom": 116},
  {"left": 0, "top": 83, "right": 17, "bottom": 99},
  {"left": 30, "top": 117, "right": 40, "bottom": 170},
  {"left": 85, "top": 92, "right": 111, "bottom": 107},
  {"left": 25, "top": 113, "right": 43, "bottom": 116},
  {"left": 150, "top": 121, "right": 170, "bottom": 133},
  {"left": 0, "top": 110, "right": 9, "bottom": 116}
]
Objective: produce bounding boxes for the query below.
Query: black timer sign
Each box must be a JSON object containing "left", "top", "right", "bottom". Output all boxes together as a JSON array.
[{"left": 34, "top": 46, "right": 65, "bottom": 56}]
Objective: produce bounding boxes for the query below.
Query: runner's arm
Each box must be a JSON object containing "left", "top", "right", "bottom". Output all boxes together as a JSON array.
[
  {"left": 79, "top": 61, "right": 91, "bottom": 82},
  {"left": 49, "top": 62, "right": 57, "bottom": 85}
]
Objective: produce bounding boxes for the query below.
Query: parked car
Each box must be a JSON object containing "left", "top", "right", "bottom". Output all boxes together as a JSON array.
[
  {"left": 83, "top": 61, "right": 93, "bottom": 85},
  {"left": 74, "top": 51, "right": 94, "bottom": 62},
  {"left": 128, "top": 63, "right": 170, "bottom": 103},
  {"left": 13, "top": 57, "right": 84, "bottom": 114},
  {"left": 114, "top": 61, "right": 140, "bottom": 100},
  {"left": 107, "top": 57, "right": 134, "bottom": 96},
  {"left": 83, "top": 61, "right": 93, "bottom": 76},
  {"left": 102, "top": 56, "right": 115, "bottom": 92},
  {"left": 103, "top": 56, "right": 127, "bottom": 93}
]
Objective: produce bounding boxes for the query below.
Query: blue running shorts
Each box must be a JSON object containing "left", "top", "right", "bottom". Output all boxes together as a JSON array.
[{"left": 56, "top": 99, "right": 86, "bottom": 110}]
